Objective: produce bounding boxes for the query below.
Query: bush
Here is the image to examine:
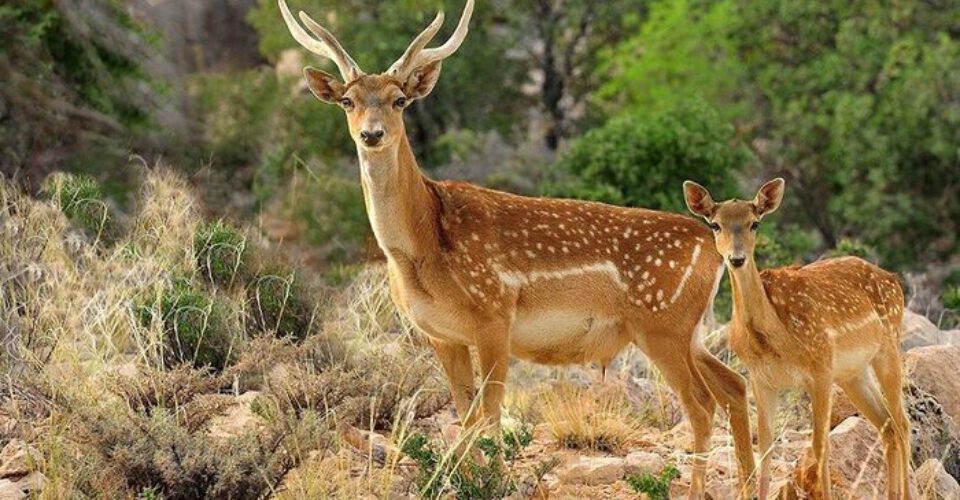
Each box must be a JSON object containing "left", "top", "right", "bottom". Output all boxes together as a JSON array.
[
  {"left": 401, "top": 424, "right": 545, "bottom": 500},
  {"left": 137, "top": 278, "right": 238, "bottom": 372},
  {"left": 42, "top": 173, "right": 118, "bottom": 244},
  {"left": 625, "top": 464, "right": 680, "bottom": 500},
  {"left": 825, "top": 238, "right": 879, "bottom": 262},
  {"left": 247, "top": 269, "right": 316, "bottom": 340},
  {"left": 194, "top": 220, "right": 248, "bottom": 286},
  {"left": 547, "top": 100, "right": 752, "bottom": 213}
]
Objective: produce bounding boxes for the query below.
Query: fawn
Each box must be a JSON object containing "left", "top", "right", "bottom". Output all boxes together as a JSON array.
[{"left": 683, "top": 178, "right": 911, "bottom": 500}]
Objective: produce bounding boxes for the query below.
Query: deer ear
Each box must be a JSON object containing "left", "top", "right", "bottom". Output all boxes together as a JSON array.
[
  {"left": 304, "top": 67, "right": 345, "bottom": 104},
  {"left": 753, "top": 178, "right": 785, "bottom": 218},
  {"left": 683, "top": 181, "right": 716, "bottom": 219},
  {"left": 403, "top": 60, "right": 442, "bottom": 100}
]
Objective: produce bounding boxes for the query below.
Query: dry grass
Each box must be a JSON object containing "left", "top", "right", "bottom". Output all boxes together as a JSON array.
[{"left": 540, "top": 381, "right": 643, "bottom": 453}]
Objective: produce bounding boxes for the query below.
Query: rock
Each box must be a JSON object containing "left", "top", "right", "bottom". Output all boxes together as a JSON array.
[
  {"left": 796, "top": 417, "right": 919, "bottom": 499},
  {"left": 0, "top": 440, "right": 38, "bottom": 479},
  {"left": 907, "top": 384, "right": 960, "bottom": 481},
  {"left": 905, "top": 345, "right": 960, "bottom": 423},
  {"left": 624, "top": 377, "right": 683, "bottom": 428},
  {"left": 915, "top": 459, "right": 960, "bottom": 499},
  {"left": 206, "top": 391, "right": 263, "bottom": 439},
  {"left": 0, "top": 479, "right": 25, "bottom": 500},
  {"left": 830, "top": 386, "right": 859, "bottom": 429},
  {"left": 901, "top": 310, "right": 944, "bottom": 349},
  {"left": 624, "top": 451, "right": 665, "bottom": 477},
  {"left": 15, "top": 471, "right": 45, "bottom": 494},
  {"left": 556, "top": 456, "right": 625, "bottom": 485}
]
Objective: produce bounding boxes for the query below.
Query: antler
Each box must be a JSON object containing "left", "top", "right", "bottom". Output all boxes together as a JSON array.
[
  {"left": 387, "top": 0, "right": 475, "bottom": 79},
  {"left": 278, "top": 0, "right": 363, "bottom": 82}
]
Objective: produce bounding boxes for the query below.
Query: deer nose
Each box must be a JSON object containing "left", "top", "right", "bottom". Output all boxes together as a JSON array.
[
  {"left": 360, "top": 129, "right": 385, "bottom": 146},
  {"left": 729, "top": 256, "right": 746, "bottom": 268}
]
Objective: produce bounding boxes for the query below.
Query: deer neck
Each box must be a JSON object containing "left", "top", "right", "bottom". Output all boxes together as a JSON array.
[
  {"left": 357, "top": 133, "right": 438, "bottom": 260},
  {"left": 729, "top": 260, "right": 781, "bottom": 335}
]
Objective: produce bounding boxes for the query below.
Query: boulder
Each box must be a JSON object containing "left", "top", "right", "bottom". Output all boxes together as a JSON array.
[
  {"left": 0, "top": 440, "right": 38, "bottom": 479},
  {"left": 906, "top": 383, "right": 960, "bottom": 480},
  {"left": 624, "top": 377, "right": 683, "bottom": 428},
  {"left": 901, "top": 310, "right": 944, "bottom": 350},
  {"left": 796, "top": 417, "right": 918, "bottom": 499},
  {"left": 915, "top": 459, "right": 960, "bottom": 499},
  {"left": 830, "top": 386, "right": 859, "bottom": 429},
  {"left": 905, "top": 345, "right": 960, "bottom": 423},
  {"left": 556, "top": 456, "right": 625, "bottom": 485},
  {"left": 624, "top": 451, "right": 665, "bottom": 477},
  {"left": 0, "top": 479, "right": 25, "bottom": 500}
]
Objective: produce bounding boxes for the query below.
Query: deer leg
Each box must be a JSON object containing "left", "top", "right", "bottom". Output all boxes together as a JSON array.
[
  {"left": 428, "top": 338, "right": 478, "bottom": 427},
  {"left": 646, "top": 337, "right": 713, "bottom": 499},
  {"left": 807, "top": 374, "right": 834, "bottom": 500},
  {"left": 696, "top": 349, "right": 757, "bottom": 499},
  {"left": 872, "top": 346, "right": 912, "bottom": 500},
  {"left": 475, "top": 326, "right": 509, "bottom": 437},
  {"left": 838, "top": 370, "right": 904, "bottom": 500},
  {"left": 753, "top": 379, "right": 778, "bottom": 500}
]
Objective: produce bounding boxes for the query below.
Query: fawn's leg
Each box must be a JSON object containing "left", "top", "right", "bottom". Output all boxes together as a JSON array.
[
  {"left": 428, "top": 338, "right": 478, "bottom": 427},
  {"left": 838, "top": 370, "right": 903, "bottom": 500},
  {"left": 807, "top": 374, "right": 834, "bottom": 500},
  {"left": 872, "top": 345, "right": 912, "bottom": 499},
  {"left": 753, "top": 380, "right": 779, "bottom": 500},
  {"left": 475, "top": 323, "right": 510, "bottom": 437}
]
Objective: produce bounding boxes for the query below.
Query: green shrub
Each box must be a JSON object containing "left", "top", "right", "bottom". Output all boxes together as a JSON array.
[
  {"left": 826, "top": 238, "right": 879, "bottom": 261},
  {"left": 42, "top": 173, "right": 118, "bottom": 244},
  {"left": 546, "top": 100, "right": 752, "bottom": 213},
  {"left": 625, "top": 464, "right": 680, "bottom": 500},
  {"left": 137, "top": 278, "right": 238, "bottom": 372},
  {"left": 247, "top": 269, "right": 315, "bottom": 340},
  {"left": 194, "top": 221, "right": 248, "bottom": 286},
  {"left": 401, "top": 424, "right": 546, "bottom": 500}
]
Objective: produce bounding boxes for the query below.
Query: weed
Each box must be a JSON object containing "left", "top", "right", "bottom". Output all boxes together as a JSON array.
[
  {"left": 625, "top": 464, "right": 680, "bottom": 500},
  {"left": 41, "top": 172, "right": 118, "bottom": 244},
  {"left": 540, "top": 383, "right": 640, "bottom": 453},
  {"left": 247, "top": 268, "right": 316, "bottom": 340},
  {"left": 194, "top": 220, "right": 248, "bottom": 286}
]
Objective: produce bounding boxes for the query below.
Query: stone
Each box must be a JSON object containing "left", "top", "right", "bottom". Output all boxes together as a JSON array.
[
  {"left": 915, "top": 459, "right": 960, "bottom": 500},
  {"left": 556, "top": 456, "right": 626, "bottom": 485},
  {"left": 906, "top": 384, "right": 960, "bottom": 481},
  {"left": 0, "top": 440, "right": 38, "bottom": 479},
  {"left": 830, "top": 386, "right": 859, "bottom": 429},
  {"left": 901, "top": 310, "right": 944, "bottom": 350},
  {"left": 796, "top": 417, "right": 919, "bottom": 499},
  {"left": 905, "top": 345, "right": 960, "bottom": 423},
  {"left": 624, "top": 377, "right": 683, "bottom": 428},
  {"left": 624, "top": 451, "right": 665, "bottom": 477},
  {"left": 0, "top": 479, "right": 25, "bottom": 500}
]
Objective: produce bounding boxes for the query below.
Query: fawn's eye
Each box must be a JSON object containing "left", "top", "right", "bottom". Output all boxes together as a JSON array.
[
  {"left": 339, "top": 97, "right": 353, "bottom": 109},
  {"left": 750, "top": 221, "right": 760, "bottom": 231},
  {"left": 708, "top": 222, "right": 721, "bottom": 232},
  {"left": 394, "top": 97, "right": 407, "bottom": 108}
]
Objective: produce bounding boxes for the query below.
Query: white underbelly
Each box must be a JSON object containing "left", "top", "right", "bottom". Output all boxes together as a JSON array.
[{"left": 509, "top": 310, "right": 628, "bottom": 365}]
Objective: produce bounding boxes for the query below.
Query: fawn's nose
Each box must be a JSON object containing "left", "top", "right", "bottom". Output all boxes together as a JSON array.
[
  {"left": 360, "top": 129, "right": 385, "bottom": 146},
  {"left": 729, "top": 256, "right": 746, "bottom": 268}
]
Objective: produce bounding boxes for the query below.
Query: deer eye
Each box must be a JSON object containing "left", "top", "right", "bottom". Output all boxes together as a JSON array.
[
  {"left": 708, "top": 222, "right": 721, "bottom": 232},
  {"left": 750, "top": 221, "right": 760, "bottom": 231},
  {"left": 394, "top": 97, "right": 407, "bottom": 108},
  {"left": 339, "top": 97, "right": 353, "bottom": 109}
]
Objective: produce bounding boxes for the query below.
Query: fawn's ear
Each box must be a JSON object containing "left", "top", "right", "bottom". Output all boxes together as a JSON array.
[
  {"left": 683, "top": 181, "right": 717, "bottom": 219},
  {"left": 753, "top": 178, "right": 785, "bottom": 218},
  {"left": 304, "top": 67, "right": 346, "bottom": 104},
  {"left": 403, "top": 60, "right": 442, "bottom": 101}
]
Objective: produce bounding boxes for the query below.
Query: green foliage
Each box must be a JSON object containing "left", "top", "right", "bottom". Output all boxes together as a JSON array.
[
  {"left": 42, "top": 173, "right": 118, "bottom": 244},
  {"left": 624, "top": 464, "right": 680, "bottom": 500},
  {"left": 596, "top": 0, "right": 746, "bottom": 121},
  {"left": 401, "top": 425, "right": 542, "bottom": 500},
  {"left": 825, "top": 238, "right": 879, "bottom": 262},
  {"left": 548, "top": 100, "right": 751, "bottom": 213},
  {"left": 733, "top": 0, "right": 960, "bottom": 268},
  {"left": 137, "top": 278, "right": 238, "bottom": 372},
  {"left": 247, "top": 269, "right": 316, "bottom": 340},
  {"left": 194, "top": 221, "right": 249, "bottom": 286},
  {"left": 942, "top": 287, "right": 960, "bottom": 312}
]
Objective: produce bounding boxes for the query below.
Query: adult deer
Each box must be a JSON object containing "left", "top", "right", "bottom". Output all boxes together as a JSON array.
[
  {"left": 684, "top": 179, "right": 911, "bottom": 500},
  {"left": 279, "top": 0, "right": 755, "bottom": 496}
]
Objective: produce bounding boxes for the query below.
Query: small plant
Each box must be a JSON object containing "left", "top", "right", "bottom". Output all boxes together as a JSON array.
[
  {"left": 247, "top": 269, "right": 315, "bottom": 340},
  {"left": 826, "top": 238, "right": 878, "bottom": 261},
  {"left": 137, "top": 278, "right": 238, "bottom": 371},
  {"left": 194, "top": 220, "right": 248, "bottom": 286},
  {"left": 42, "top": 172, "right": 117, "bottom": 244},
  {"left": 625, "top": 464, "right": 680, "bottom": 500},
  {"left": 401, "top": 425, "right": 539, "bottom": 500},
  {"left": 540, "top": 383, "right": 640, "bottom": 453}
]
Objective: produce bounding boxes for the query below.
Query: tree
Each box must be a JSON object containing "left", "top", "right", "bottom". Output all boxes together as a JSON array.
[{"left": 546, "top": 100, "right": 751, "bottom": 214}]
